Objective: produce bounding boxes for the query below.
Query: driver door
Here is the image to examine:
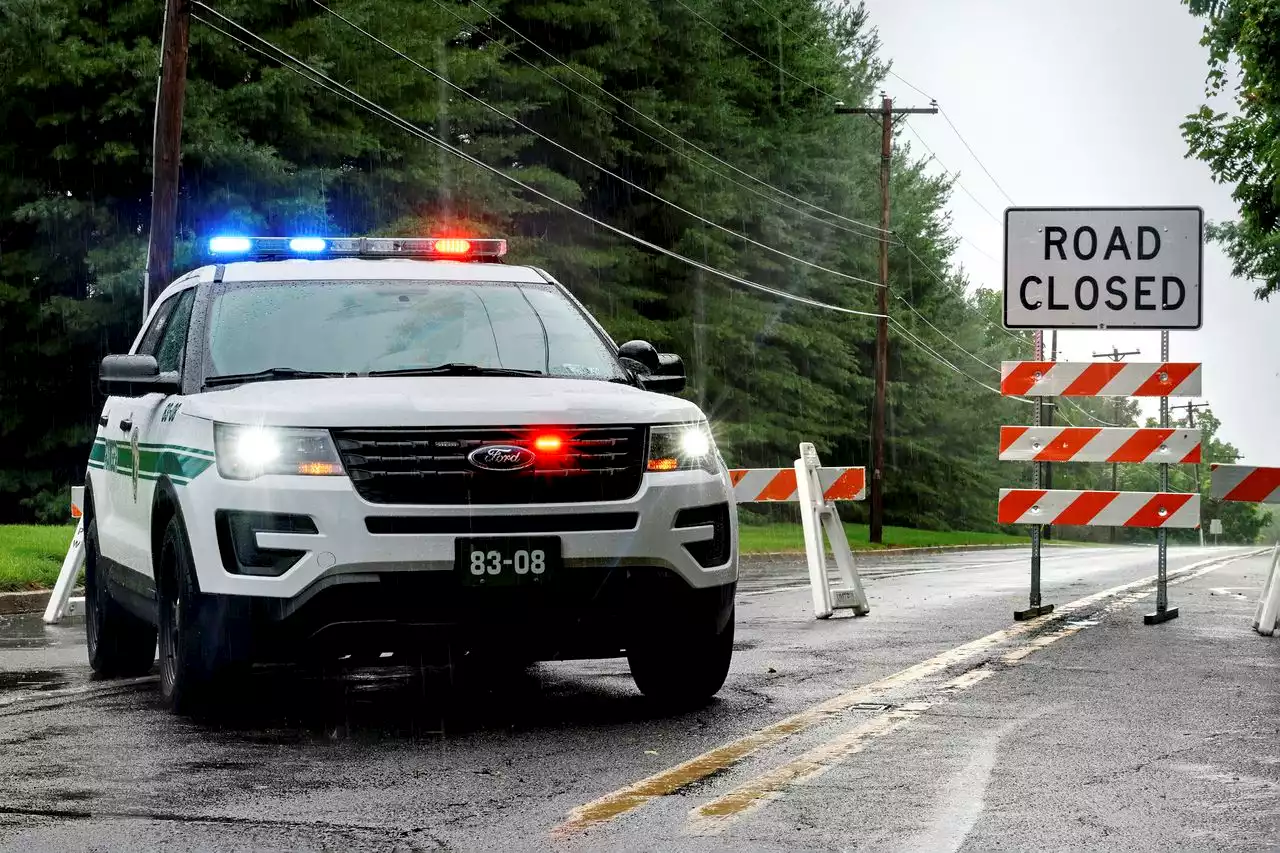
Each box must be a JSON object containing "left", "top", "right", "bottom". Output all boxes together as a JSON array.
[{"left": 109, "top": 287, "right": 196, "bottom": 577}]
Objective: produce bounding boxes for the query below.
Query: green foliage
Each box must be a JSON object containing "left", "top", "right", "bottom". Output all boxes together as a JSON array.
[
  {"left": 1182, "top": 0, "right": 1280, "bottom": 298},
  {"left": 0, "top": 0, "right": 1255, "bottom": 545}
]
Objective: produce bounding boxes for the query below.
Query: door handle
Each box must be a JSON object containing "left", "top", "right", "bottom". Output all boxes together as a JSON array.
[{"left": 118, "top": 418, "right": 133, "bottom": 433}]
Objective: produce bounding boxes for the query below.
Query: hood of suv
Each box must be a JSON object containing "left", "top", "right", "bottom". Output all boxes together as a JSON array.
[{"left": 184, "top": 376, "right": 706, "bottom": 427}]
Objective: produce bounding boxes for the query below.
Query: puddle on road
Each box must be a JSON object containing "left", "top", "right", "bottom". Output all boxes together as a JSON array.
[
  {"left": 0, "top": 670, "right": 69, "bottom": 692},
  {"left": 0, "top": 613, "right": 80, "bottom": 650}
]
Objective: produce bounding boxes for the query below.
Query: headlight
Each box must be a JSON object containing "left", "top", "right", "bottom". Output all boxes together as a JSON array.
[
  {"left": 647, "top": 422, "right": 720, "bottom": 474},
  {"left": 213, "top": 423, "right": 345, "bottom": 480}
]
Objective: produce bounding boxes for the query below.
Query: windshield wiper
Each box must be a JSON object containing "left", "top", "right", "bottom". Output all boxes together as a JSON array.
[
  {"left": 368, "top": 363, "right": 545, "bottom": 378},
  {"left": 203, "top": 367, "right": 346, "bottom": 388}
]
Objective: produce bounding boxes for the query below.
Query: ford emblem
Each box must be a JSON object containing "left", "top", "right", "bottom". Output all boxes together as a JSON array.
[{"left": 468, "top": 444, "right": 536, "bottom": 472}]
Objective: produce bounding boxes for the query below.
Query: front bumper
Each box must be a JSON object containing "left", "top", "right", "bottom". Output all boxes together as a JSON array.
[{"left": 179, "top": 468, "right": 738, "bottom": 601}]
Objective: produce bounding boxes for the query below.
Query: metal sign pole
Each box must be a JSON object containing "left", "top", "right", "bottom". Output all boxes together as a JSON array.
[
  {"left": 1015, "top": 331, "right": 1054, "bottom": 621},
  {"left": 1146, "top": 329, "right": 1180, "bottom": 625}
]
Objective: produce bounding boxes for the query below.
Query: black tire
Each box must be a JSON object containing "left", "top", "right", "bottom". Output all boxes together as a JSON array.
[
  {"left": 85, "top": 513, "right": 157, "bottom": 677},
  {"left": 157, "top": 513, "right": 236, "bottom": 714},
  {"left": 628, "top": 604, "right": 735, "bottom": 708}
]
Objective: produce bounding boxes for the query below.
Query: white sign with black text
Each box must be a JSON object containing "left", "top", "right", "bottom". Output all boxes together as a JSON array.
[{"left": 1004, "top": 207, "right": 1203, "bottom": 330}]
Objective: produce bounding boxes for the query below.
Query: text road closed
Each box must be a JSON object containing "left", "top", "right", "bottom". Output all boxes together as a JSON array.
[{"left": 1003, "top": 207, "right": 1203, "bottom": 330}]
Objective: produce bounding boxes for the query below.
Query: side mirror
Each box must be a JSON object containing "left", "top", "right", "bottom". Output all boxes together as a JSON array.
[
  {"left": 100, "top": 355, "right": 181, "bottom": 397},
  {"left": 617, "top": 340, "right": 660, "bottom": 374},
  {"left": 642, "top": 353, "right": 687, "bottom": 394}
]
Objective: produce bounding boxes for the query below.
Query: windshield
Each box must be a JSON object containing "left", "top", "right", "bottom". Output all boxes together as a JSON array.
[{"left": 202, "top": 279, "right": 626, "bottom": 382}]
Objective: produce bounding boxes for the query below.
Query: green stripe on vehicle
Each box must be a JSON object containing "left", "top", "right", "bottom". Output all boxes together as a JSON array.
[
  {"left": 138, "top": 442, "right": 215, "bottom": 460},
  {"left": 138, "top": 447, "right": 214, "bottom": 480},
  {"left": 90, "top": 440, "right": 214, "bottom": 484}
]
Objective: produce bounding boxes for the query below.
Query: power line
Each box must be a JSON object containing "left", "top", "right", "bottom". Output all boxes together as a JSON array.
[
  {"left": 890, "top": 317, "right": 1032, "bottom": 403},
  {"left": 424, "top": 0, "right": 887, "bottom": 245},
  {"left": 886, "top": 69, "right": 933, "bottom": 102},
  {"left": 460, "top": 0, "right": 890, "bottom": 238},
  {"left": 902, "top": 122, "right": 1002, "bottom": 225},
  {"left": 1061, "top": 397, "right": 1120, "bottom": 427},
  {"left": 309, "top": 0, "right": 883, "bottom": 290},
  {"left": 669, "top": 0, "right": 837, "bottom": 102},
  {"left": 894, "top": 294, "right": 998, "bottom": 373},
  {"left": 940, "top": 109, "right": 1016, "bottom": 207},
  {"left": 959, "top": 234, "right": 998, "bottom": 263},
  {"left": 899, "top": 242, "right": 1031, "bottom": 350},
  {"left": 190, "top": 4, "right": 886, "bottom": 321}
]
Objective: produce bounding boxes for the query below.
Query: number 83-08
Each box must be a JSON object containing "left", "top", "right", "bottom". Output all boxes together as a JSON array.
[{"left": 469, "top": 549, "right": 546, "bottom": 576}]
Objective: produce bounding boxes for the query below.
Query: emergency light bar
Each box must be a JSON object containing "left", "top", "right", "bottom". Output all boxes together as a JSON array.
[{"left": 206, "top": 236, "right": 508, "bottom": 261}]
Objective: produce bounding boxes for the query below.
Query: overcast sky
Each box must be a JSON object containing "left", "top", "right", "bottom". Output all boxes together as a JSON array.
[{"left": 861, "top": 0, "right": 1275, "bottom": 462}]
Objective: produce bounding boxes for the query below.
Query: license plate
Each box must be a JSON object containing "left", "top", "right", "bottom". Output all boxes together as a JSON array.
[{"left": 456, "top": 537, "right": 561, "bottom": 586}]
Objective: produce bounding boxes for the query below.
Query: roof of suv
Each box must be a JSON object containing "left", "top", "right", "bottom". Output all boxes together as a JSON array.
[{"left": 177, "top": 258, "right": 549, "bottom": 287}]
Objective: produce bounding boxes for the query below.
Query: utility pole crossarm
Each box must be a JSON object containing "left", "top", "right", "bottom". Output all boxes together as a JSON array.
[{"left": 834, "top": 106, "right": 940, "bottom": 116}]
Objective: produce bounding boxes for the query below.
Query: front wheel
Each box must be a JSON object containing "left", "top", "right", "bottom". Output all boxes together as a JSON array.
[
  {"left": 628, "top": 604, "right": 734, "bottom": 708},
  {"left": 157, "top": 514, "right": 240, "bottom": 714}
]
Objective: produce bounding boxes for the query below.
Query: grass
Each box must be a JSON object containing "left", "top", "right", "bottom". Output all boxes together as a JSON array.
[
  {"left": 737, "top": 522, "right": 1030, "bottom": 554},
  {"left": 0, "top": 521, "right": 1029, "bottom": 592},
  {"left": 0, "top": 525, "right": 77, "bottom": 592}
]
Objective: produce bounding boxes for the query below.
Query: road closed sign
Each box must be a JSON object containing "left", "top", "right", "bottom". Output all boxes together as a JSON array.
[{"left": 1004, "top": 207, "right": 1203, "bottom": 330}]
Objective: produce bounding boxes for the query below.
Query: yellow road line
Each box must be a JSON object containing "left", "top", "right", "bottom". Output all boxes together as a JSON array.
[
  {"left": 552, "top": 550, "right": 1255, "bottom": 837},
  {"left": 681, "top": 549, "right": 1263, "bottom": 835},
  {"left": 686, "top": 706, "right": 927, "bottom": 834}
]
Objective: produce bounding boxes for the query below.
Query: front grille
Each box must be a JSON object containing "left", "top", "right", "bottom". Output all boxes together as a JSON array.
[
  {"left": 365, "top": 512, "right": 639, "bottom": 534},
  {"left": 333, "top": 425, "right": 647, "bottom": 505}
]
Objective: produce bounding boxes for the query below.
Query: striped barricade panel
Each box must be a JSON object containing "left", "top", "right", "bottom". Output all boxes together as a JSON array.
[
  {"left": 1000, "top": 361, "right": 1202, "bottom": 397},
  {"left": 1210, "top": 465, "right": 1280, "bottom": 504},
  {"left": 730, "top": 467, "right": 866, "bottom": 502},
  {"left": 998, "top": 489, "right": 1201, "bottom": 528},
  {"left": 998, "top": 427, "right": 1201, "bottom": 464}
]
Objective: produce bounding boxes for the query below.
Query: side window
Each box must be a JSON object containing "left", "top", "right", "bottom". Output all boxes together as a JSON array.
[
  {"left": 135, "top": 294, "right": 181, "bottom": 357},
  {"left": 155, "top": 289, "right": 196, "bottom": 374}
]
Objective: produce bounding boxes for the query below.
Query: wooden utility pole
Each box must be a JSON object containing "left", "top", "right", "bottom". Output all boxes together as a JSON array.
[
  {"left": 836, "top": 95, "right": 937, "bottom": 543},
  {"left": 145, "top": 0, "right": 192, "bottom": 314},
  {"left": 1092, "top": 345, "right": 1141, "bottom": 543},
  {"left": 1172, "top": 400, "right": 1211, "bottom": 547}
]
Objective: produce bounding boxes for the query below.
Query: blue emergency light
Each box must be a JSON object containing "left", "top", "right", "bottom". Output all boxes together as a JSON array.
[{"left": 206, "top": 235, "right": 508, "bottom": 261}]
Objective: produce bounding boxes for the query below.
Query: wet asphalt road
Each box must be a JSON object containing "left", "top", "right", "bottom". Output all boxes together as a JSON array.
[{"left": 1, "top": 545, "right": 1277, "bottom": 852}]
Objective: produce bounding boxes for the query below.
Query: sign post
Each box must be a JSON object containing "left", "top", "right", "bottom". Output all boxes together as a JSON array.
[
  {"left": 1003, "top": 206, "right": 1203, "bottom": 624},
  {"left": 1145, "top": 330, "right": 1180, "bottom": 624},
  {"left": 1014, "top": 330, "right": 1053, "bottom": 621}
]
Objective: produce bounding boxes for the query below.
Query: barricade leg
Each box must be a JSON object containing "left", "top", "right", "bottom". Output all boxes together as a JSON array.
[
  {"left": 823, "top": 510, "right": 870, "bottom": 616},
  {"left": 1253, "top": 544, "right": 1280, "bottom": 637},
  {"left": 43, "top": 519, "right": 85, "bottom": 625},
  {"left": 796, "top": 458, "right": 834, "bottom": 619}
]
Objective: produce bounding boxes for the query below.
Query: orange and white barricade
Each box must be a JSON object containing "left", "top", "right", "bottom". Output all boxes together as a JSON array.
[
  {"left": 1210, "top": 464, "right": 1280, "bottom": 636},
  {"left": 997, "top": 489, "right": 1201, "bottom": 528},
  {"left": 732, "top": 445, "right": 869, "bottom": 619},
  {"left": 1000, "top": 361, "right": 1202, "bottom": 397},
  {"left": 44, "top": 486, "right": 86, "bottom": 624},
  {"left": 998, "top": 427, "right": 1201, "bottom": 464}
]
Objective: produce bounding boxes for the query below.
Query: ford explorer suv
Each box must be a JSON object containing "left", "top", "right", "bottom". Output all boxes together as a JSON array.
[{"left": 83, "top": 236, "right": 737, "bottom": 714}]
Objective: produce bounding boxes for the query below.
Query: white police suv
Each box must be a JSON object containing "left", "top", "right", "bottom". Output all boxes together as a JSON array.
[{"left": 84, "top": 236, "right": 737, "bottom": 713}]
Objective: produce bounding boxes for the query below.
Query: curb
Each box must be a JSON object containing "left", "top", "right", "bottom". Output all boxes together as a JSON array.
[
  {"left": 0, "top": 542, "right": 1079, "bottom": 614},
  {"left": 0, "top": 588, "right": 83, "bottom": 617},
  {"left": 740, "top": 542, "right": 1078, "bottom": 567}
]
